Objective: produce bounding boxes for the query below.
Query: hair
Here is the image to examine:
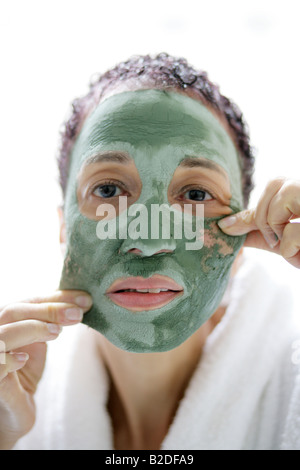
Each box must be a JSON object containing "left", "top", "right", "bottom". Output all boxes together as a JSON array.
[{"left": 57, "top": 52, "right": 255, "bottom": 207}]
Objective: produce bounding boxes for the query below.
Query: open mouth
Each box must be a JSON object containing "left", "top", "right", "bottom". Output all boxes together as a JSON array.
[{"left": 106, "top": 275, "right": 184, "bottom": 312}]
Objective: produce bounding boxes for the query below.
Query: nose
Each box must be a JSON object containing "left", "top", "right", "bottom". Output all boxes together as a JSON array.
[
  {"left": 119, "top": 238, "right": 176, "bottom": 257},
  {"left": 117, "top": 198, "right": 179, "bottom": 257}
]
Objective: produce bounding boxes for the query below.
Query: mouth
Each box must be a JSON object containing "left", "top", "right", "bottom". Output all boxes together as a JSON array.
[{"left": 106, "top": 274, "right": 184, "bottom": 312}]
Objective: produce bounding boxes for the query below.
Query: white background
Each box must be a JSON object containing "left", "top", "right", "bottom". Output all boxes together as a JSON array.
[{"left": 0, "top": 0, "right": 299, "bottom": 305}]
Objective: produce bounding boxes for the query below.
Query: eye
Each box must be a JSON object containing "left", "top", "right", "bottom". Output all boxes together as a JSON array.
[
  {"left": 93, "top": 183, "right": 124, "bottom": 198},
  {"left": 183, "top": 189, "right": 213, "bottom": 202}
]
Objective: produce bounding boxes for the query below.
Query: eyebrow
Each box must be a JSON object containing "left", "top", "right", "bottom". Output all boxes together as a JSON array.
[
  {"left": 83, "top": 151, "right": 132, "bottom": 166},
  {"left": 179, "top": 156, "right": 226, "bottom": 175},
  {"left": 82, "top": 152, "right": 226, "bottom": 176}
]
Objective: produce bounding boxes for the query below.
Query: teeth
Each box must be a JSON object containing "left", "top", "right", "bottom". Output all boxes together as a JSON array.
[{"left": 121, "top": 288, "right": 170, "bottom": 293}]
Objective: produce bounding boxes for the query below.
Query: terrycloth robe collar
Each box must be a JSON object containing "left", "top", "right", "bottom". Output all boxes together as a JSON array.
[{"left": 16, "top": 255, "right": 299, "bottom": 450}]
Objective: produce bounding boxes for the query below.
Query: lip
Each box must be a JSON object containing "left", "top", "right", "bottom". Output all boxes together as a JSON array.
[{"left": 106, "top": 274, "right": 184, "bottom": 312}]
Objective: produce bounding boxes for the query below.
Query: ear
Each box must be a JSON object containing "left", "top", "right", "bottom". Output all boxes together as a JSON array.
[{"left": 57, "top": 205, "right": 67, "bottom": 256}]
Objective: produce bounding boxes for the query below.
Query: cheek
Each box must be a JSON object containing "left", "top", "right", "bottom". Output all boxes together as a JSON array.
[
  {"left": 62, "top": 215, "right": 114, "bottom": 281},
  {"left": 204, "top": 222, "right": 234, "bottom": 256},
  {"left": 199, "top": 219, "right": 239, "bottom": 275}
]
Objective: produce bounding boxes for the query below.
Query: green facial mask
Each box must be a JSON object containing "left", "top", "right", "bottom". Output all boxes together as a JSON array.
[{"left": 59, "top": 89, "right": 245, "bottom": 353}]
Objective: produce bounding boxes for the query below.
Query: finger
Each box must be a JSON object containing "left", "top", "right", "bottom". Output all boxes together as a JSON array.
[
  {"left": 0, "top": 320, "right": 62, "bottom": 352},
  {"left": 21, "top": 290, "right": 93, "bottom": 309},
  {"left": 0, "top": 301, "right": 89, "bottom": 327},
  {"left": 243, "top": 224, "right": 300, "bottom": 267},
  {"left": 243, "top": 230, "right": 282, "bottom": 253},
  {"left": 218, "top": 209, "right": 278, "bottom": 253},
  {"left": 280, "top": 222, "right": 300, "bottom": 267},
  {"left": 218, "top": 178, "right": 286, "bottom": 248},
  {"left": 267, "top": 180, "right": 300, "bottom": 240},
  {"left": 0, "top": 352, "right": 29, "bottom": 381},
  {"left": 0, "top": 290, "right": 93, "bottom": 316},
  {"left": 15, "top": 343, "right": 47, "bottom": 394},
  {"left": 218, "top": 209, "right": 280, "bottom": 250},
  {"left": 251, "top": 178, "right": 285, "bottom": 248},
  {"left": 218, "top": 208, "right": 257, "bottom": 235}
]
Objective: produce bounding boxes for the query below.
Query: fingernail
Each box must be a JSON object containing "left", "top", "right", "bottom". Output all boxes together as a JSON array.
[
  {"left": 14, "top": 352, "right": 29, "bottom": 362},
  {"left": 47, "top": 323, "right": 63, "bottom": 335},
  {"left": 65, "top": 307, "right": 83, "bottom": 321},
  {"left": 218, "top": 215, "right": 237, "bottom": 229},
  {"left": 264, "top": 232, "right": 279, "bottom": 249},
  {"left": 75, "top": 295, "right": 92, "bottom": 309}
]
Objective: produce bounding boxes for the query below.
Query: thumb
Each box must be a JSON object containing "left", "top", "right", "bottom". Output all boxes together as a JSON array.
[{"left": 217, "top": 209, "right": 257, "bottom": 235}]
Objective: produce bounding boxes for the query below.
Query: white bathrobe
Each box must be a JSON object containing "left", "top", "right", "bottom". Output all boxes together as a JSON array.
[{"left": 13, "top": 253, "right": 300, "bottom": 450}]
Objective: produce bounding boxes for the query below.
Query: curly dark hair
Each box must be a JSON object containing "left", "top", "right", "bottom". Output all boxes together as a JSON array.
[{"left": 57, "top": 52, "right": 255, "bottom": 207}]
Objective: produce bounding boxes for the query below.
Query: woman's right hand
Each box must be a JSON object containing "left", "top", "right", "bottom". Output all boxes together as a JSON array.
[{"left": 0, "top": 290, "right": 92, "bottom": 450}]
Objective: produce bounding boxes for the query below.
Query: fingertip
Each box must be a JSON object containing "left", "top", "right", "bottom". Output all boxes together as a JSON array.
[
  {"left": 218, "top": 215, "right": 237, "bottom": 231},
  {"left": 74, "top": 295, "right": 93, "bottom": 309},
  {"left": 47, "top": 323, "right": 63, "bottom": 335},
  {"left": 13, "top": 352, "right": 29, "bottom": 363},
  {"left": 262, "top": 227, "right": 279, "bottom": 249}
]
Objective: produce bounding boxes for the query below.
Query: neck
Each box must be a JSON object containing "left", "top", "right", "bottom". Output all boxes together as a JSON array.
[{"left": 92, "top": 306, "right": 226, "bottom": 449}]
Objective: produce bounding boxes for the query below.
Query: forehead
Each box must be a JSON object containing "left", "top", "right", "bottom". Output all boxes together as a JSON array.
[
  {"left": 73, "top": 89, "right": 235, "bottom": 166},
  {"left": 68, "top": 89, "right": 243, "bottom": 209}
]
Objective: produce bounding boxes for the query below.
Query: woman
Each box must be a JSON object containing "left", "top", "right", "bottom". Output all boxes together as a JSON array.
[{"left": 1, "top": 53, "right": 299, "bottom": 450}]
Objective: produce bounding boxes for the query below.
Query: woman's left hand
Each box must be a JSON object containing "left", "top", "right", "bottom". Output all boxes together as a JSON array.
[{"left": 218, "top": 178, "right": 300, "bottom": 268}]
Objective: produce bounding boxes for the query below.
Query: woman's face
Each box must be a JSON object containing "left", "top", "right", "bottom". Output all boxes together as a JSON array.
[{"left": 60, "top": 89, "right": 245, "bottom": 352}]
